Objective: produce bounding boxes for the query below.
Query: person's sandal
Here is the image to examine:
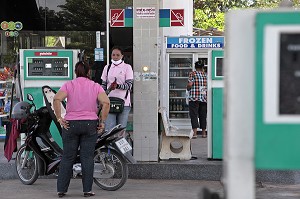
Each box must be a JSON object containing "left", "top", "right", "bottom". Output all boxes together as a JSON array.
[
  {"left": 57, "top": 192, "right": 66, "bottom": 198},
  {"left": 84, "top": 192, "right": 95, "bottom": 197}
]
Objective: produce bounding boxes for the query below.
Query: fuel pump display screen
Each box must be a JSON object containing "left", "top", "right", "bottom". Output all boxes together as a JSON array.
[
  {"left": 27, "top": 58, "right": 69, "bottom": 77},
  {"left": 215, "top": 57, "right": 223, "bottom": 77},
  {"left": 279, "top": 33, "right": 300, "bottom": 115}
]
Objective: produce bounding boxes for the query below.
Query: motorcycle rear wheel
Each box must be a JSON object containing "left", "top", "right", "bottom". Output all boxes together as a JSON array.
[
  {"left": 93, "top": 148, "right": 128, "bottom": 191},
  {"left": 15, "top": 144, "right": 39, "bottom": 185}
]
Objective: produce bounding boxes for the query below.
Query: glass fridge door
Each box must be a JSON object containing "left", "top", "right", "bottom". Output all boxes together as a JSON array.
[{"left": 169, "top": 54, "right": 193, "bottom": 125}]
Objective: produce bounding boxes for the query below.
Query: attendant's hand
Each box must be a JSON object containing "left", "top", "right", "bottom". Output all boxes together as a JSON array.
[
  {"left": 97, "top": 122, "right": 105, "bottom": 134},
  {"left": 57, "top": 117, "right": 69, "bottom": 130},
  {"left": 110, "top": 82, "right": 117, "bottom": 90},
  {"left": 109, "top": 77, "right": 118, "bottom": 90}
]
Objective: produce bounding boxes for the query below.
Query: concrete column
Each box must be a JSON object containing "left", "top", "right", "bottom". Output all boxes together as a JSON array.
[
  {"left": 133, "top": 0, "right": 159, "bottom": 161},
  {"left": 223, "top": 10, "right": 256, "bottom": 199}
]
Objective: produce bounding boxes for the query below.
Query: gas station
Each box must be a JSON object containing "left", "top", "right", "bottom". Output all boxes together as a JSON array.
[
  {"left": 2, "top": 0, "right": 222, "bottom": 161},
  {"left": 2, "top": 0, "right": 300, "bottom": 198}
]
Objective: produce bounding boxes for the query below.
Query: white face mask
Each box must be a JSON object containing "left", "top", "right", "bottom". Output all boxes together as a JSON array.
[{"left": 111, "top": 59, "right": 123, "bottom": 65}]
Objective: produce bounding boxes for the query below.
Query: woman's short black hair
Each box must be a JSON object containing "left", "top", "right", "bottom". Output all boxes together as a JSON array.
[
  {"left": 111, "top": 46, "right": 124, "bottom": 55},
  {"left": 195, "top": 61, "right": 204, "bottom": 69},
  {"left": 75, "top": 61, "right": 89, "bottom": 78}
]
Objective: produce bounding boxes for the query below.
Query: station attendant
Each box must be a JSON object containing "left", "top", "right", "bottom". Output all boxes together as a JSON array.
[{"left": 101, "top": 46, "right": 134, "bottom": 132}]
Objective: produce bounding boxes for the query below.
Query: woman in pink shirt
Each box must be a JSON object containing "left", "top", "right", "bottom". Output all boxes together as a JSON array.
[
  {"left": 101, "top": 46, "right": 133, "bottom": 132},
  {"left": 53, "top": 61, "right": 110, "bottom": 197}
]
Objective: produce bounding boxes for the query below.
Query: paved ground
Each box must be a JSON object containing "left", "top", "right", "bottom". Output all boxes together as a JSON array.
[
  {"left": 0, "top": 179, "right": 222, "bottom": 199},
  {"left": 2, "top": 136, "right": 300, "bottom": 198},
  {"left": 1, "top": 178, "right": 300, "bottom": 199}
]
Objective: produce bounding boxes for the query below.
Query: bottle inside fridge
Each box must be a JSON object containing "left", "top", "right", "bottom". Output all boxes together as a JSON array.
[{"left": 169, "top": 54, "right": 193, "bottom": 121}]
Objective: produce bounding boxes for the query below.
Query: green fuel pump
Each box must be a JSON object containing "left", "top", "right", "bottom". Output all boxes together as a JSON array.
[{"left": 20, "top": 49, "right": 80, "bottom": 146}]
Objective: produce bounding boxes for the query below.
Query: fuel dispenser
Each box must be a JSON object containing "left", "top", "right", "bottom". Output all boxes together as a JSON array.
[{"left": 20, "top": 49, "right": 80, "bottom": 145}]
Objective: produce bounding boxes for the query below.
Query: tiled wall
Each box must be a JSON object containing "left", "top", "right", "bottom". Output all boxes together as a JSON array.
[{"left": 133, "top": 0, "right": 159, "bottom": 161}]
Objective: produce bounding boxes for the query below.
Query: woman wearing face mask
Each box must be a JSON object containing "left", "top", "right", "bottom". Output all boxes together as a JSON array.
[{"left": 101, "top": 46, "right": 133, "bottom": 132}]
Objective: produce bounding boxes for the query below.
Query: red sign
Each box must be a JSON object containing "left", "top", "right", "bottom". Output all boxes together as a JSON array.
[
  {"left": 171, "top": 9, "right": 184, "bottom": 26},
  {"left": 110, "top": 9, "right": 124, "bottom": 27},
  {"left": 34, "top": 52, "right": 58, "bottom": 56}
]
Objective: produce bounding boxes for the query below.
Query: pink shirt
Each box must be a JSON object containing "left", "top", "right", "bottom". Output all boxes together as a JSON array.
[
  {"left": 101, "top": 62, "right": 133, "bottom": 106},
  {"left": 60, "top": 77, "right": 105, "bottom": 120}
]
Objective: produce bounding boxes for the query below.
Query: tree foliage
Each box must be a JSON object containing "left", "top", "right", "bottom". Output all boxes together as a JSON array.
[
  {"left": 194, "top": 9, "right": 225, "bottom": 31},
  {"left": 57, "top": 0, "right": 106, "bottom": 31},
  {"left": 110, "top": 0, "right": 133, "bottom": 9},
  {"left": 39, "top": 7, "right": 66, "bottom": 31},
  {"left": 194, "top": 0, "right": 300, "bottom": 31}
]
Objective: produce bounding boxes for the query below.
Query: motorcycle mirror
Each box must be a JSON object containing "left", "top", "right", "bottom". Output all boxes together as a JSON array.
[{"left": 27, "top": 94, "right": 34, "bottom": 102}]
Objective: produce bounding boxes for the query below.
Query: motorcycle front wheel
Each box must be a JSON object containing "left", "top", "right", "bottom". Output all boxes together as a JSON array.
[
  {"left": 15, "top": 144, "right": 39, "bottom": 185},
  {"left": 93, "top": 148, "right": 128, "bottom": 191}
]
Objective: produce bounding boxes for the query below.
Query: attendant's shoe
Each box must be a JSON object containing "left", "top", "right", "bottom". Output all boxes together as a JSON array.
[
  {"left": 57, "top": 192, "right": 66, "bottom": 198},
  {"left": 84, "top": 192, "right": 95, "bottom": 197}
]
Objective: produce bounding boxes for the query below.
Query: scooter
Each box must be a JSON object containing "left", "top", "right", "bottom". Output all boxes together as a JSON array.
[{"left": 13, "top": 91, "right": 135, "bottom": 191}]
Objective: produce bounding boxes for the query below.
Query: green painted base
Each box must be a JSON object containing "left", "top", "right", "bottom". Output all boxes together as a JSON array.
[{"left": 212, "top": 88, "right": 223, "bottom": 159}]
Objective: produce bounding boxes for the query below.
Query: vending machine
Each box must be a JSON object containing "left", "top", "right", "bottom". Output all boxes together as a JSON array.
[
  {"left": 160, "top": 36, "right": 225, "bottom": 158},
  {"left": 161, "top": 36, "right": 224, "bottom": 128},
  {"left": 166, "top": 52, "right": 207, "bottom": 129},
  {"left": 19, "top": 49, "right": 80, "bottom": 145}
]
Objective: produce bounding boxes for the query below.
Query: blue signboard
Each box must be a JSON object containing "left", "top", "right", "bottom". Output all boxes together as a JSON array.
[
  {"left": 166, "top": 36, "right": 225, "bottom": 49},
  {"left": 94, "top": 48, "right": 104, "bottom": 61}
]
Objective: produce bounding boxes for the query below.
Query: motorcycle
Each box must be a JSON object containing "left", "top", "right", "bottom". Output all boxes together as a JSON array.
[{"left": 13, "top": 92, "right": 136, "bottom": 191}]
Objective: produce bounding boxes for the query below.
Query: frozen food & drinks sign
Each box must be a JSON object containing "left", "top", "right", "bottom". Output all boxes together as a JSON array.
[{"left": 166, "top": 36, "right": 225, "bottom": 49}]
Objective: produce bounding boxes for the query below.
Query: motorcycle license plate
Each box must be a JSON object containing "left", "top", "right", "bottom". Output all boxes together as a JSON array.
[{"left": 115, "top": 138, "right": 132, "bottom": 154}]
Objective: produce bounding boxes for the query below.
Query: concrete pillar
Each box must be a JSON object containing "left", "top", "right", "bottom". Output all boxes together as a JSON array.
[
  {"left": 223, "top": 10, "right": 256, "bottom": 199},
  {"left": 133, "top": 0, "right": 159, "bottom": 161}
]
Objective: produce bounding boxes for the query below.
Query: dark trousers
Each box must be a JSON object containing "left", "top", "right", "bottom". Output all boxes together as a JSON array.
[
  {"left": 57, "top": 120, "right": 98, "bottom": 193},
  {"left": 189, "top": 101, "right": 207, "bottom": 130}
]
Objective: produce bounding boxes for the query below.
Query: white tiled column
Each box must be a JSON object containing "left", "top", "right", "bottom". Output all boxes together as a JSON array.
[{"left": 133, "top": 0, "right": 159, "bottom": 161}]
